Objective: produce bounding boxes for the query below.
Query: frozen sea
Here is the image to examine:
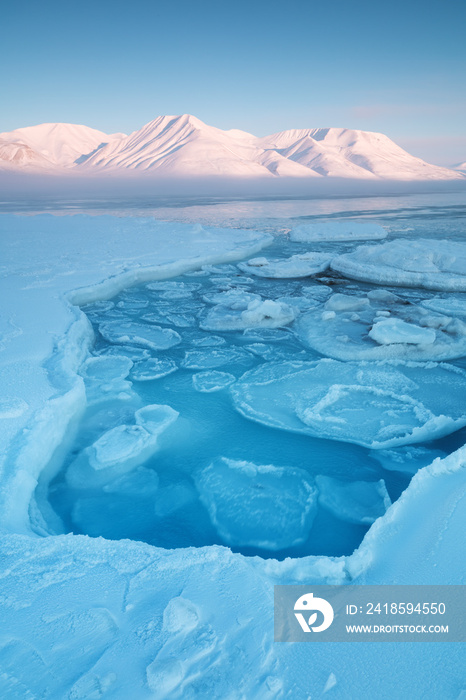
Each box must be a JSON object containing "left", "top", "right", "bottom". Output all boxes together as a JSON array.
[{"left": 0, "top": 188, "right": 465, "bottom": 699}]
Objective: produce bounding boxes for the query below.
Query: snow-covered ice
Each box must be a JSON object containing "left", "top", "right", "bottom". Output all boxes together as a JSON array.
[
  {"left": 231, "top": 359, "right": 466, "bottom": 448},
  {"left": 237, "top": 252, "right": 332, "bottom": 278},
  {"left": 195, "top": 457, "right": 318, "bottom": 550},
  {"left": 290, "top": 221, "right": 387, "bottom": 242},
  {"left": 201, "top": 297, "right": 297, "bottom": 331},
  {"left": 332, "top": 238, "right": 466, "bottom": 290},
  {"left": 297, "top": 290, "right": 466, "bottom": 361},
  {"left": 315, "top": 475, "right": 391, "bottom": 524},
  {"left": 0, "top": 205, "right": 465, "bottom": 700},
  {"left": 192, "top": 370, "right": 236, "bottom": 392},
  {"left": 99, "top": 320, "right": 182, "bottom": 350}
]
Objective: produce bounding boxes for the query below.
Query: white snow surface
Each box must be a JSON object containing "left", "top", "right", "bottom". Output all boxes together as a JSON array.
[
  {"left": 0, "top": 213, "right": 464, "bottom": 699},
  {"left": 332, "top": 238, "right": 466, "bottom": 290}
]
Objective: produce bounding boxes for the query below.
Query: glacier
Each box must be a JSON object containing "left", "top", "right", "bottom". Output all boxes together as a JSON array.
[{"left": 0, "top": 194, "right": 465, "bottom": 700}]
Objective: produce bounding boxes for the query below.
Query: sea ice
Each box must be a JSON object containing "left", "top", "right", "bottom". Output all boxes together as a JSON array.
[
  {"left": 290, "top": 221, "right": 387, "bottom": 242},
  {"left": 99, "top": 320, "right": 182, "bottom": 350},
  {"left": 315, "top": 475, "right": 391, "bottom": 524},
  {"left": 130, "top": 358, "right": 178, "bottom": 382},
  {"left": 231, "top": 359, "right": 466, "bottom": 449},
  {"left": 202, "top": 288, "right": 261, "bottom": 306},
  {"left": 79, "top": 355, "right": 134, "bottom": 403},
  {"left": 200, "top": 298, "right": 297, "bottom": 331},
  {"left": 297, "top": 291, "right": 466, "bottom": 361},
  {"left": 195, "top": 457, "right": 318, "bottom": 550},
  {"left": 181, "top": 348, "right": 252, "bottom": 370},
  {"left": 65, "top": 404, "right": 178, "bottom": 488},
  {"left": 331, "top": 239, "right": 466, "bottom": 291},
  {"left": 237, "top": 252, "right": 332, "bottom": 278},
  {"left": 368, "top": 318, "right": 436, "bottom": 345},
  {"left": 192, "top": 371, "right": 236, "bottom": 392},
  {"left": 420, "top": 297, "right": 466, "bottom": 318},
  {"left": 371, "top": 445, "right": 447, "bottom": 475}
]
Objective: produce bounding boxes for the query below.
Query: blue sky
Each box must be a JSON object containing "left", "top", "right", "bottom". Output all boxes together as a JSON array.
[{"left": 3, "top": 0, "right": 465, "bottom": 164}]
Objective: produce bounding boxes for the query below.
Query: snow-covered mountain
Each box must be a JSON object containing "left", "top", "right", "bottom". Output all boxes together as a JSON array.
[
  {"left": 452, "top": 161, "right": 466, "bottom": 173},
  {"left": 0, "top": 115, "right": 463, "bottom": 181},
  {"left": 258, "top": 127, "right": 462, "bottom": 180},
  {"left": 0, "top": 123, "right": 125, "bottom": 169},
  {"left": 79, "top": 114, "right": 316, "bottom": 178}
]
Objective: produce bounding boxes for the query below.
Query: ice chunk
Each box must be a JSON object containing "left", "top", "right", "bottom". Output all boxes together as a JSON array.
[
  {"left": 231, "top": 360, "right": 466, "bottom": 449},
  {"left": 66, "top": 404, "right": 178, "bottom": 488},
  {"left": 130, "top": 358, "right": 178, "bottom": 381},
  {"left": 315, "top": 475, "right": 391, "bottom": 524},
  {"left": 146, "top": 281, "right": 201, "bottom": 293},
  {"left": 369, "top": 318, "right": 436, "bottom": 345},
  {"left": 192, "top": 371, "right": 236, "bottom": 392},
  {"left": 116, "top": 298, "right": 149, "bottom": 310},
  {"left": 96, "top": 345, "right": 152, "bottom": 361},
  {"left": 80, "top": 355, "right": 134, "bottom": 404},
  {"left": 371, "top": 445, "right": 447, "bottom": 475},
  {"left": 238, "top": 252, "right": 332, "bottom": 278},
  {"left": 420, "top": 297, "right": 466, "bottom": 318},
  {"left": 195, "top": 457, "right": 318, "bottom": 550},
  {"left": 297, "top": 290, "right": 466, "bottom": 361},
  {"left": 80, "top": 355, "right": 133, "bottom": 382},
  {"left": 202, "top": 289, "right": 261, "bottom": 307},
  {"left": 331, "top": 239, "right": 466, "bottom": 291},
  {"left": 182, "top": 348, "right": 252, "bottom": 370},
  {"left": 99, "top": 320, "right": 181, "bottom": 350},
  {"left": 325, "top": 293, "right": 370, "bottom": 312},
  {"left": 200, "top": 298, "right": 296, "bottom": 331},
  {"left": 190, "top": 335, "right": 226, "bottom": 347},
  {"left": 290, "top": 222, "right": 387, "bottom": 242}
]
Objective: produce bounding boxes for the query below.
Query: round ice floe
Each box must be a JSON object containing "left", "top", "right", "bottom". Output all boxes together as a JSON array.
[
  {"left": 96, "top": 345, "right": 152, "bottom": 361},
  {"left": 66, "top": 404, "right": 178, "bottom": 488},
  {"left": 420, "top": 297, "right": 466, "bottom": 318},
  {"left": 202, "top": 289, "right": 261, "bottom": 307},
  {"left": 99, "top": 321, "right": 181, "bottom": 350},
  {"left": 80, "top": 355, "right": 133, "bottom": 382},
  {"left": 238, "top": 252, "right": 332, "bottom": 278},
  {"left": 131, "top": 358, "right": 178, "bottom": 381},
  {"left": 297, "top": 291, "right": 466, "bottom": 361},
  {"left": 146, "top": 281, "right": 201, "bottom": 293},
  {"left": 231, "top": 360, "right": 466, "bottom": 449},
  {"left": 200, "top": 298, "right": 297, "bottom": 331},
  {"left": 182, "top": 348, "right": 252, "bottom": 370},
  {"left": 290, "top": 222, "right": 387, "bottom": 243},
  {"left": 195, "top": 457, "right": 318, "bottom": 550},
  {"left": 331, "top": 239, "right": 466, "bottom": 291},
  {"left": 315, "top": 476, "right": 391, "bottom": 524},
  {"left": 192, "top": 371, "right": 236, "bottom": 392}
]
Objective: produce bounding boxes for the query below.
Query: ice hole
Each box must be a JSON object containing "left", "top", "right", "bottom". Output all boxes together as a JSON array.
[{"left": 36, "top": 248, "right": 466, "bottom": 559}]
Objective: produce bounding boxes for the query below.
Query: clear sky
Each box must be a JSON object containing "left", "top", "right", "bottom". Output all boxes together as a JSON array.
[{"left": 3, "top": 0, "right": 465, "bottom": 165}]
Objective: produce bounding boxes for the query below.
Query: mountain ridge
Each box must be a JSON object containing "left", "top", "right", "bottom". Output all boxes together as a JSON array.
[{"left": 0, "top": 115, "right": 463, "bottom": 181}]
